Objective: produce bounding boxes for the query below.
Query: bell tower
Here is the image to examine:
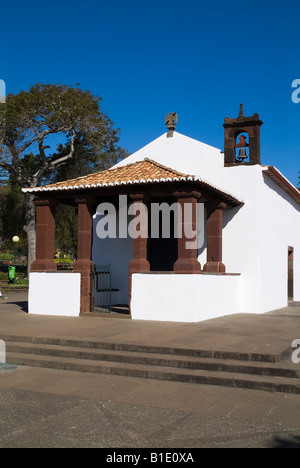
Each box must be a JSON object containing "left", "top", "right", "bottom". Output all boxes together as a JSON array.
[{"left": 223, "top": 104, "right": 263, "bottom": 165}]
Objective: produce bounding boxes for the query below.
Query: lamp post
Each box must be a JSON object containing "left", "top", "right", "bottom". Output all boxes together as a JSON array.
[{"left": 12, "top": 236, "right": 20, "bottom": 284}]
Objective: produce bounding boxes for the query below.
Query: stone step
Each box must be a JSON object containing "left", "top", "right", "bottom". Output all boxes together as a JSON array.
[
  {"left": 7, "top": 351, "right": 300, "bottom": 394},
  {"left": 5, "top": 341, "right": 299, "bottom": 380},
  {"left": 0, "top": 334, "right": 289, "bottom": 363}
]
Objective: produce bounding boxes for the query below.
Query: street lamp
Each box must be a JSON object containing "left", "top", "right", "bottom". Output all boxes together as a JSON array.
[{"left": 12, "top": 236, "right": 20, "bottom": 284}]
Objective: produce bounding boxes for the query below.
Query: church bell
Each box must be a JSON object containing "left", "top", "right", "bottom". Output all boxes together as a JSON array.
[{"left": 237, "top": 148, "right": 247, "bottom": 162}]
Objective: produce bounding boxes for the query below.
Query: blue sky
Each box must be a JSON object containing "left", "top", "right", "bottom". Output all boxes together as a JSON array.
[{"left": 1, "top": 0, "right": 299, "bottom": 185}]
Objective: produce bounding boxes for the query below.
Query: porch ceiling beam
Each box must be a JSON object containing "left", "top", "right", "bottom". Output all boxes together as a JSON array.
[{"left": 30, "top": 179, "right": 243, "bottom": 208}]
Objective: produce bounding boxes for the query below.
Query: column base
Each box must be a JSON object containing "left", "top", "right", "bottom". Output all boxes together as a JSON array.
[
  {"left": 203, "top": 262, "right": 226, "bottom": 274},
  {"left": 31, "top": 260, "right": 57, "bottom": 272},
  {"left": 74, "top": 260, "right": 93, "bottom": 314},
  {"left": 129, "top": 258, "right": 150, "bottom": 274},
  {"left": 128, "top": 259, "right": 150, "bottom": 309},
  {"left": 173, "top": 258, "right": 201, "bottom": 274}
]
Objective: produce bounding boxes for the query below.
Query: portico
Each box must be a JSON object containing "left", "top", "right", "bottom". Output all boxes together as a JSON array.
[{"left": 27, "top": 157, "right": 242, "bottom": 318}]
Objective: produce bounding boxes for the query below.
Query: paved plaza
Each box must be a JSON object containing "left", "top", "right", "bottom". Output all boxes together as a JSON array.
[{"left": 0, "top": 292, "right": 299, "bottom": 448}]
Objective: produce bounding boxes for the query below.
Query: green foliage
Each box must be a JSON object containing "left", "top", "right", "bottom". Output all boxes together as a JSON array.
[
  {"left": 0, "top": 167, "right": 9, "bottom": 186},
  {"left": 0, "top": 178, "right": 26, "bottom": 249},
  {"left": 49, "top": 135, "right": 126, "bottom": 184},
  {"left": 0, "top": 83, "right": 121, "bottom": 186},
  {"left": 0, "top": 271, "right": 8, "bottom": 280},
  {"left": 13, "top": 277, "right": 29, "bottom": 286},
  {"left": 0, "top": 251, "right": 14, "bottom": 261},
  {"left": 55, "top": 204, "right": 78, "bottom": 258},
  {"left": 0, "top": 82, "right": 128, "bottom": 259}
]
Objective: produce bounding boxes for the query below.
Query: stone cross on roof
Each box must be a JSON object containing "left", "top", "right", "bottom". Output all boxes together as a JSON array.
[{"left": 165, "top": 112, "right": 178, "bottom": 138}]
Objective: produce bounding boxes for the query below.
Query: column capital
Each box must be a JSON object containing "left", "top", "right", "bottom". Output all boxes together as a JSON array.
[
  {"left": 217, "top": 202, "right": 227, "bottom": 210},
  {"left": 206, "top": 200, "right": 227, "bottom": 217},
  {"left": 173, "top": 190, "right": 202, "bottom": 200},
  {"left": 75, "top": 195, "right": 97, "bottom": 211},
  {"left": 129, "top": 192, "right": 150, "bottom": 203},
  {"left": 33, "top": 197, "right": 59, "bottom": 208},
  {"left": 74, "top": 195, "right": 97, "bottom": 204}
]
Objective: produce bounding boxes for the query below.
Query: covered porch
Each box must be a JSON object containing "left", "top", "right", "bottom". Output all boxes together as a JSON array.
[{"left": 25, "top": 159, "right": 243, "bottom": 321}]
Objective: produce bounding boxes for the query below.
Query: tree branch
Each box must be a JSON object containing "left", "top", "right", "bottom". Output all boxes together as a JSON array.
[
  {"left": 38, "top": 138, "right": 49, "bottom": 165},
  {"left": 18, "top": 128, "right": 54, "bottom": 155},
  {"left": 32, "top": 162, "right": 50, "bottom": 187},
  {"left": 50, "top": 129, "right": 76, "bottom": 167},
  {"left": 0, "top": 160, "right": 18, "bottom": 178}
]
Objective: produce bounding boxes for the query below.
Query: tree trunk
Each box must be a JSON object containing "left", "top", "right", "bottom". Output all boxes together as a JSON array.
[{"left": 23, "top": 193, "right": 36, "bottom": 277}]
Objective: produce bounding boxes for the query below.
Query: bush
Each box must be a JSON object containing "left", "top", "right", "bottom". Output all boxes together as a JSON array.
[
  {"left": 0, "top": 271, "right": 8, "bottom": 280},
  {"left": 0, "top": 251, "right": 14, "bottom": 261},
  {"left": 53, "top": 258, "right": 74, "bottom": 264},
  {"left": 14, "top": 277, "right": 29, "bottom": 286}
]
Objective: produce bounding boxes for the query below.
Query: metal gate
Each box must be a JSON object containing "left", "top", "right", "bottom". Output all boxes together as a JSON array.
[{"left": 91, "top": 264, "right": 112, "bottom": 313}]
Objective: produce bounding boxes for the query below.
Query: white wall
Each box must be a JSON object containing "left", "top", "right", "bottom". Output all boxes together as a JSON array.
[
  {"left": 131, "top": 273, "right": 241, "bottom": 322},
  {"left": 259, "top": 173, "right": 300, "bottom": 310},
  {"left": 222, "top": 166, "right": 263, "bottom": 313},
  {"left": 91, "top": 162, "right": 300, "bottom": 318},
  {"left": 113, "top": 132, "right": 225, "bottom": 188},
  {"left": 29, "top": 272, "right": 81, "bottom": 316},
  {"left": 222, "top": 165, "right": 300, "bottom": 313},
  {"left": 92, "top": 211, "right": 133, "bottom": 305}
]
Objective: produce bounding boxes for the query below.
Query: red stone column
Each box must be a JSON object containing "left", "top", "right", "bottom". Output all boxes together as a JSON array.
[
  {"left": 128, "top": 193, "right": 150, "bottom": 307},
  {"left": 31, "top": 199, "right": 58, "bottom": 272},
  {"left": 73, "top": 197, "right": 95, "bottom": 314},
  {"left": 203, "top": 202, "right": 226, "bottom": 274},
  {"left": 173, "top": 191, "right": 201, "bottom": 274}
]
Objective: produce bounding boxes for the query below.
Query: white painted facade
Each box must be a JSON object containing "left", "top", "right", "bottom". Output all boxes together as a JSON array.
[
  {"left": 29, "top": 273, "right": 81, "bottom": 316},
  {"left": 131, "top": 273, "right": 241, "bottom": 322},
  {"left": 113, "top": 132, "right": 225, "bottom": 188},
  {"left": 109, "top": 132, "right": 300, "bottom": 321},
  {"left": 221, "top": 165, "right": 300, "bottom": 314},
  {"left": 28, "top": 130, "right": 300, "bottom": 321}
]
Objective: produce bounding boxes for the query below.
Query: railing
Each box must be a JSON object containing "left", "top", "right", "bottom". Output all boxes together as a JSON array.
[{"left": 91, "top": 264, "right": 119, "bottom": 313}]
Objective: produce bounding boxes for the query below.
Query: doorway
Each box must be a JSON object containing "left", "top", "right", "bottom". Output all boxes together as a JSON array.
[{"left": 148, "top": 200, "right": 178, "bottom": 272}]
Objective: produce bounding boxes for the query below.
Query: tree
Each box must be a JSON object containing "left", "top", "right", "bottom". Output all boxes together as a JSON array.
[
  {"left": 0, "top": 83, "right": 123, "bottom": 273},
  {"left": 49, "top": 134, "right": 126, "bottom": 183},
  {"left": 0, "top": 175, "right": 26, "bottom": 251},
  {"left": 0, "top": 167, "right": 9, "bottom": 186}
]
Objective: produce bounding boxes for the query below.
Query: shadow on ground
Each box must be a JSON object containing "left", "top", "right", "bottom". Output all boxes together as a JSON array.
[{"left": 272, "top": 435, "right": 300, "bottom": 448}]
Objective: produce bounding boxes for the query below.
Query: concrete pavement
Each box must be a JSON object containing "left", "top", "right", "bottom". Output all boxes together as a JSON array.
[
  {"left": 0, "top": 292, "right": 299, "bottom": 448},
  {"left": 0, "top": 292, "right": 299, "bottom": 360}
]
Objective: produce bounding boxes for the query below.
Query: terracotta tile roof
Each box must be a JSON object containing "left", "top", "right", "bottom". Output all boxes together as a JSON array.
[
  {"left": 24, "top": 159, "right": 194, "bottom": 192},
  {"left": 23, "top": 158, "right": 243, "bottom": 205}
]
